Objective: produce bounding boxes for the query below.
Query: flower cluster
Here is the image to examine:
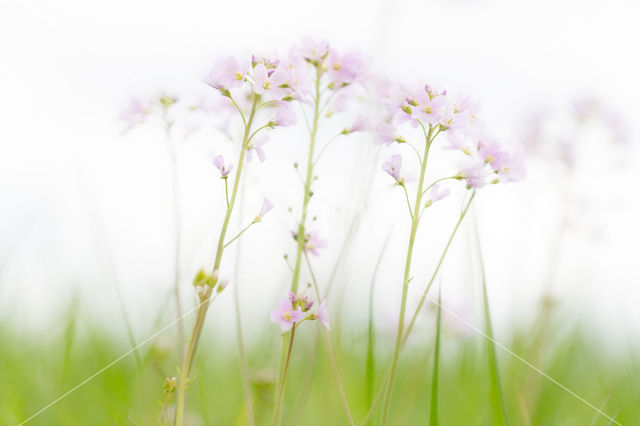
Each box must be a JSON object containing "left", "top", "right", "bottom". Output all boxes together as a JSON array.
[
  {"left": 376, "top": 84, "right": 525, "bottom": 189},
  {"left": 270, "top": 291, "right": 330, "bottom": 332}
]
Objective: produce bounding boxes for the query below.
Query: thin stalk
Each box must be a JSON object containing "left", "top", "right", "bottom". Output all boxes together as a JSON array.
[
  {"left": 304, "top": 252, "right": 355, "bottom": 426},
  {"left": 166, "top": 122, "right": 184, "bottom": 362},
  {"left": 380, "top": 125, "right": 434, "bottom": 425},
  {"left": 429, "top": 290, "right": 442, "bottom": 426},
  {"left": 224, "top": 221, "right": 255, "bottom": 248},
  {"left": 272, "top": 327, "right": 297, "bottom": 426},
  {"left": 174, "top": 95, "right": 259, "bottom": 426},
  {"left": 233, "top": 172, "right": 255, "bottom": 426},
  {"left": 475, "top": 219, "right": 510, "bottom": 426},
  {"left": 272, "top": 66, "right": 321, "bottom": 423},
  {"left": 402, "top": 191, "right": 476, "bottom": 346}
]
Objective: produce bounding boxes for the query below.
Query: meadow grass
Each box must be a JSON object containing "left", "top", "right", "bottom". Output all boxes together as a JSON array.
[{"left": 2, "top": 310, "right": 637, "bottom": 425}]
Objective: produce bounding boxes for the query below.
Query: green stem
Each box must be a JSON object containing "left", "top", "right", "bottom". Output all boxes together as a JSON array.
[
  {"left": 380, "top": 125, "right": 434, "bottom": 425},
  {"left": 401, "top": 191, "right": 476, "bottom": 346},
  {"left": 272, "top": 327, "right": 297, "bottom": 426},
  {"left": 312, "top": 132, "right": 344, "bottom": 166},
  {"left": 429, "top": 290, "right": 442, "bottom": 426},
  {"left": 174, "top": 95, "right": 259, "bottom": 426},
  {"left": 224, "top": 221, "right": 256, "bottom": 249}
]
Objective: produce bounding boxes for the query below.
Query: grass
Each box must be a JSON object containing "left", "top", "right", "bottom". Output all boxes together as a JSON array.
[{"left": 1, "top": 307, "right": 638, "bottom": 426}]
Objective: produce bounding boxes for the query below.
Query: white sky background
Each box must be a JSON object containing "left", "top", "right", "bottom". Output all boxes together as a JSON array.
[{"left": 1, "top": 0, "right": 639, "bottom": 349}]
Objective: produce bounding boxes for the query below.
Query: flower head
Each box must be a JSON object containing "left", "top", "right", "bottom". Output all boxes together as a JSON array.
[
  {"left": 292, "top": 38, "right": 329, "bottom": 66},
  {"left": 270, "top": 297, "right": 305, "bottom": 332},
  {"left": 253, "top": 64, "right": 290, "bottom": 100},
  {"left": 375, "top": 122, "right": 405, "bottom": 146},
  {"left": 246, "top": 135, "right": 268, "bottom": 162},
  {"left": 424, "top": 184, "right": 450, "bottom": 208},
  {"left": 326, "top": 51, "right": 368, "bottom": 87},
  {"left": 292, "top": 230, "right": 328, "bottom": 256},
  {"left": 314, "top": 301, "right": 330, "bottom": 329},
  {"left": 213, "top": 155, "right": 233, "bottom": 177},
  {"left": 120, "top": 98, "right": 152, "bottom": 132},
  {"left": 382, "top": 154, "right": 404, "bottom": 184},
  {"left": 271, "top": 102, "right": 297, "bottom": 127},
  {"left": 254, "top": 198, "right": 274, "bottom": 222},
  {"left": 206, "top": 56, "right": 250, "bottom": 91}
]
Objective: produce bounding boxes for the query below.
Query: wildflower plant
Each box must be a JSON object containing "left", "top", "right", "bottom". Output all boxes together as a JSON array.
[{"left": 372, "top": 83, "right": 525, "bottom": 424}]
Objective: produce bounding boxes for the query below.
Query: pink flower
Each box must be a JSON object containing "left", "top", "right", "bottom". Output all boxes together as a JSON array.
[
  {"left": 213, "top": 155, "right": 233, "bottom": 177},
  {"left": 375, "top": 122, "right": 404, "bottom": 146},
  {"left": 457, "top": 162, "right": 488, "bottom": 188},
  {"left": 246, "top": 135, "right": 268, "bottom": 162},
  {"left": 412, "top": 91, "right": 453, "bottom": 125},
  {"left": 271, "top": 102, "right": 297, "bottom": 127},
  {"left": 305, "top": 231, "right": 327, "bottom": 256},
  {"left": 206, "top": 56, "right": 249, "bottom": 90},
  {"left": 270, "top": 297, "right": 305, "bottom": 332},
  {"left": 315, "top": 301, "right": 330, "bottom": 329},
  {"left": 382, "top": 154, "right": 403, "bottom": 184},
  {"left": 253, "top": 64, "right": 290, "bottom": 100},
  {"left": 478, "top": 139, "right": 503, "bottom": 165},
  {"left": 425, "top": 184, "right": 450, "bottom": 207},
  {"left": 494, "top": 150, "right": 526, "bottom": 182},
  {"left": 254, "top": 198, "right": 274, "bottom": 222},
  {"left": 327, "top": 51, "right": 367, "bottom": 86},
  {"left": 343, "top": 115, "right": 367, "bottom": 134},
  {"left": 292, "top": 38, "right": 329, "bottom": 65},
  {"left": 120, "top": 98, "right": 152, "bottom": 132}
]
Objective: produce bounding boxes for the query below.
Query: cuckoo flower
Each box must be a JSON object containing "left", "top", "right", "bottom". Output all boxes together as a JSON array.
[
  {"left": 254, "top": 198, "right": 274, "bottom": 222},
  {"left": 314, "top": 301, "right": 331, "bottom": 329},
  {"left": 270, "top": 297, "right": 305, "bottom": 332},
  {"left": 375, "top": 122, "right": 405, "bottom": 146},
  {"left": 120, "top": 98, "right": 152, "bottom": 132},
  {"left": 292, "top": 37, "right": 329, "bottom": 65},
  {"left": 382, "top": 154, "right": 404, "bottom": 184},
  {"left": 206, "top": 56, "right": 250, "bottom": 90},
  {"left": 253, "top": 63, "right": 290, "bottom": 100},
  {"left": 424, "top": 184, "right": 450, "bottom": 208},
  {"left": 327, "top": 51, "right": 367, "bottom": 86},
  {"left": 246, "top": 135, "right": 268, "bottom": 162},
  {"left": 212, "top": 155, "right": 233, "bottom": 177},
  {"left": 271, "top": 102, "right": 298, "bottom": 127}
]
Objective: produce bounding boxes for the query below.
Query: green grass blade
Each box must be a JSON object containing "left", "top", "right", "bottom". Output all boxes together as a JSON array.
[
  {"left": 365, "top": 230, "right": 393, "bottom": 423},
  {"left": 429, "top": 289, "right": 442, "bottom": 426}
]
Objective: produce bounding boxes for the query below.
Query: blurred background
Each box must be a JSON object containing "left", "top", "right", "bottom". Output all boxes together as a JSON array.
[{"left": 1, "top": 0, "right": 639, "bottom": 424}]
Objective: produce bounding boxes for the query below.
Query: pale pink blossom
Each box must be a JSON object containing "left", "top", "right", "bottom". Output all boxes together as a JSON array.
[
  {"left": 253, "top": 64, "right": 290, "bottom": 100},
  {"left": 343, "top": 115, "right": 367, "bottom": 134},
  {"left": 213, "top": 155, "right": 233, "bottom": 177},
  {"left": 382, "top": 154, "right": 403, "bottom": 184},
  {"left": 327, "top": 51, "right": 368, "bottom": 86},
  {"left": 270, "top": 297, "right": 305, "bottom": 332},
  {"left": 425, "top": 184, "right": 450, "bottom": 207},
  {"left": 458, "top": 162, "right": 488, "bottom": 188},
  {"left": 271, "top": 102, "right": 297, "bottom": 127},
  {"left": 120, "top": 98, "right": 152, "bottom": 132},
  {"left": 292, "top": 38, "right": 329, "bottom": 65},
  {"left": 375, "top": 122, "right": 404, "bottom": 146},
  {"left": 412, "top": 91, "right": 453, "bottom": 125},
  {"left": 246, "top": 135, "right": 268, "bottom": 162},
  {"left": 292, "top": 230, "right": 328, "bottom": 256},
  {"left": 254, "top": 198, "right": 274, "bottom": 222},
  {"left": 315, "top": 301, "right": 330, "bottom": 329},
  {"left": 206, "top": 56, "right": 249, "bottom": 90}
]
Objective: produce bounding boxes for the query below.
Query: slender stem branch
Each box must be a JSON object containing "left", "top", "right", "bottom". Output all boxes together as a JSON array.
[
  {"left": 380, "top": 125, "right": 433, "bottom": 425},
  {"left": 401, "top": 190, "right": 476, "bottom": 346},
  {"left": 224, "top": 178, "right": 230, "bottom": 209},
  {"left": 224, "top": 221, "right": 256, "bottom": 249},
  {"left": 229, "top": 95, "right": 247, "bottom": 127},
  {"left": 312, "top": 132, "right": 344, "bottom": 166},
  {"left": 401, "top": 184, "right": 414, "bottom": 220},
  {"left": 174, "top": 95, "right": 259, "bottom": 426},
  {"left": 272, "top": 327, "right": 297, "bottom": 426},
  {"left": 247, "top": 123, "right": 271, "bottom": 145}
]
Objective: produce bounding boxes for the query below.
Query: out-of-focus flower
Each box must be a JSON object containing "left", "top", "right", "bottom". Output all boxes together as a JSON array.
[
  {"left": 270, "top": 297, "right": 305, "bottom": 332},
  {"left": 213, "top": 155, "right": 233, "bottom": 177},
  {"left": 120, "top": 98, "right": 152, "bottom": 132},
  {"left": 254, "top": 198, "right": 274, "bottom": 222},
  {"left": 292, "top": 38, "right": 329, "bottom": 66},
  {"left": 314, "top": 301, "right": 330, "bottom": 329},
  {"left": 457, "top": 161, "right": 488, "bottom": 188},
  {"left": 326, "top": 51, "right": 368, "bottom": 86},
  {"left": 412, "top": 91, "right": 453, "bottom": 126},
  {"left": 291, "top": 230, "right": 328, "bottom": 256},
  {"left": 382, "top": 154, "right": 404, "bottom": 184},
  {"left": 375, "top": 122, "right": 405, "bottom": 146},
  {"left": 424, "top": 184, "right": 450, "bottom": 208},
  {"left": 246, "top": 135, "right": 268, "bottom": 162},
  {"left": 206, "top": 56, "right": 250, "bottom": 90},
  {"left": 342, "top": 115, "right": 367, "bottom": 134},
  {"left": 271, "top": 102, "right": 297, "bottom": 127}
]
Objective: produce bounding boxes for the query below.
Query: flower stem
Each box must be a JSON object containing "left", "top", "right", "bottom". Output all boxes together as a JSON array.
[
  {"left": 272, "top": 327, "right": 297, "bottom": 426},
  {"left": 173, "top": 95, "right": 259, "bottom": 426},
  {"left": 223, "top": 221, "right": 255, "bottom": 249},
  {"left": 380, "top": 125, "right": 434, "bottom": 425}
]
